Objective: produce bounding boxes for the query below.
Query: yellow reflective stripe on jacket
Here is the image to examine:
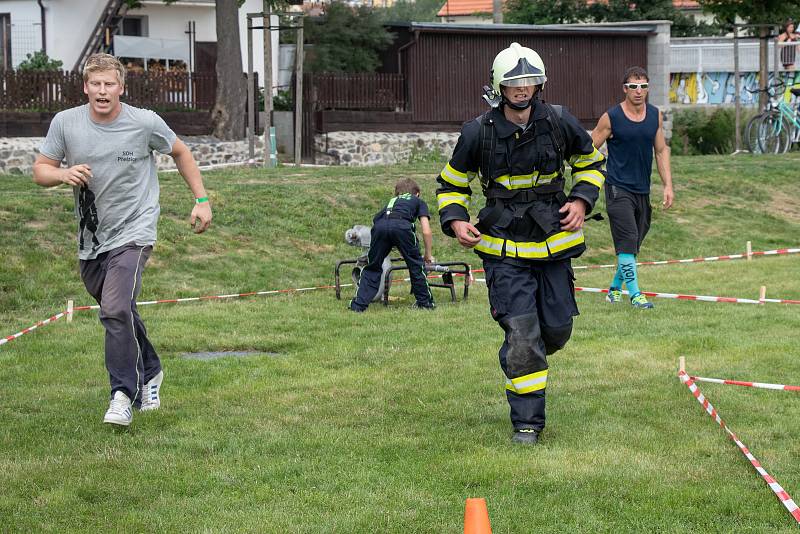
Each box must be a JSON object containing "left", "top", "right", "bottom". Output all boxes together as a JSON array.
[
  {"left": 572, "top": 169, "right": 605, "bottom": 188},
  {"left": 494, "top": 172, "right": 560, "bottom": 190},
  {"left": 536, "top": 172, "right": 558, "bottom": 185},
  {"left": 505, "top": 369, "right": 548, "bottom": 394},
  {"left": 569, "top": 147, "right": 604, "bottom": 169},
  {"left": 495, "top": 173, "right": 534, "bottom": 189},
  {"left": 437, "top": 192, "right": 470, "bottom": 210},
  {"left": 546, "top": 230, "right": 585, "bottom": 254},
  {"left": 474, "top": 234, "right": 505, "bottom": 255},
  {"left": 440, "top": 163, "right": 471, "bottom": 187},
  {"left": 475, "top": 230, "right": 584, "bottom": 258},
  {"left": 506, "top": 239, "right": 549, "bottom": 259}
]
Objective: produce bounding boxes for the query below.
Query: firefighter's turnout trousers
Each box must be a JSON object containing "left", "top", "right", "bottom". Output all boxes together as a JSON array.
[
  {"left": 351, "top": 217, "right": 433, "bottom": 310},
  {"left": 484, "top": 258, "right": 577, "bottom": 431}
]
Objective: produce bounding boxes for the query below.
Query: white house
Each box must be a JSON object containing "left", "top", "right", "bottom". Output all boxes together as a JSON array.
[{"left": 0, "top": 0, "right": 280, "bottom": 88}]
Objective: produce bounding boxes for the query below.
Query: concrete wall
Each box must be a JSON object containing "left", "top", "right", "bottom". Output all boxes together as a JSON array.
[{"left": 44, "top": 0, "right": 109, "bottom": 70}]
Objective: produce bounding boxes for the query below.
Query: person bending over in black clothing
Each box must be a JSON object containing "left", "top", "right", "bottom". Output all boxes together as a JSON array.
[{"left": 349, "top": 178, "right": 435, "bottom": 312}]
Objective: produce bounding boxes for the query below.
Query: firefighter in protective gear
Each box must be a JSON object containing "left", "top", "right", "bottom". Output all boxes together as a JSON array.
[{"left": 436, "top": 42, "right": 606, "bottom": 444}]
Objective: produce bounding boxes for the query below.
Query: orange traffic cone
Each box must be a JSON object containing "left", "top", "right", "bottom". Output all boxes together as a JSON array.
[{"left": 464, "top": 498, "right": 492, "bottom": 534}]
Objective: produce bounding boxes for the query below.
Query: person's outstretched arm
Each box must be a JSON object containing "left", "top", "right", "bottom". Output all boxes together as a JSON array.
[{"left": 170, "top": 139, "right": 212, "bottom": 233}]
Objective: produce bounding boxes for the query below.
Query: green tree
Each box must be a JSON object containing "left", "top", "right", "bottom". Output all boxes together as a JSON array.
[
  {"left": 504, "top": 0, "right": 585, "bottom": 25},
  {"left": 504, "top": 0, "right": 722, "bottom": 36},
  {"left": 17, "top": 51, "right": 63, "bottom": 71},
  {"left": 304, "top": 3, "right": 395, "bottom": 72},
  {"left": 588, "top": 0, "right": 722, "bottom": 36},
  {"left": 378, "top": 0, "right": 446, "bottom": 23}
]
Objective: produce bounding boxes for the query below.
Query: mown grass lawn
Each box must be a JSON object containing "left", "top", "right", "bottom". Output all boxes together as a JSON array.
[{"left": 1, "top": 154, "right": 799, "bottom": 532}]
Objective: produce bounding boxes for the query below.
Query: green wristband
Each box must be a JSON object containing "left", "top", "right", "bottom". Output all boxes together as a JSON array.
[{"left": 196, "top": 196, "right": 209, "bottom": 204}]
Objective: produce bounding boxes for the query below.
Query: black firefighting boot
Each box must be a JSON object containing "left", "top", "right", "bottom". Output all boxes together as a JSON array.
[{"left": 511, "top": 428, "right": 539, "bottom": 445}]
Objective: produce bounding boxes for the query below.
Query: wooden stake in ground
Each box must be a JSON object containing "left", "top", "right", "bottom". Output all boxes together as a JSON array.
[
  {"left": 759, "top": 285, "right": 767, "bottom": 304},
  {"left": 746, "top": 241, "right": 752, "bottom": 260},
  {"left": 679, "top": 356, "right": 686, "bottom": 374},
  {"left": 67, "top": 299, "right": 74, "bottom": 323}
]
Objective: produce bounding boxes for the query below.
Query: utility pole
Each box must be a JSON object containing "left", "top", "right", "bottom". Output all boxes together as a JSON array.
[
  {"left": 733, "top": 24, "right": 742, "bottom": 153},
  {"left": 263, "top": 1, "right": 274, "bottom": 167},
  {"left": 247, "top": 14, "right": 255, "bottom": 161},
  {"left": 294, "top": 15, "right": 303, "bottom": 165}
]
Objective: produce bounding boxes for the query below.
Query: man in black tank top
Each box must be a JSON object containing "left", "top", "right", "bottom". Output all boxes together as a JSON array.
[{"left": 592, "top": 66, "right": 674, "bottom": 309}]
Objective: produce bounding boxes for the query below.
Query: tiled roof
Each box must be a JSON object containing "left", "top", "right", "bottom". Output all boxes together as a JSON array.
[{"left": 437, "top": 0, "right": 496, "bottom": 17}]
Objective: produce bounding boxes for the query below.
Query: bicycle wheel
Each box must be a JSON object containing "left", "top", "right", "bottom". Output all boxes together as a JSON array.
[
  {"left": 744, "top": 113, "right": 765, "bottom": 153},
  {"left": 758, "top": 111, "right": 791, "bottom": 154}
]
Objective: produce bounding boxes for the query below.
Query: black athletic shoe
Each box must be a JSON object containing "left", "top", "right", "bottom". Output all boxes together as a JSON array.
[
  {"left": 512, "top": 428, "right": 539, "bottom": 445},
  {"left": 411, "top": 302, "right": 436, "bottom": 310}
]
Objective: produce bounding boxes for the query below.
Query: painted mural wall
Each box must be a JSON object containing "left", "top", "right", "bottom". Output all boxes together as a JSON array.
[{"left": 669, "top": 72, "right": 800, "bottom": 105}]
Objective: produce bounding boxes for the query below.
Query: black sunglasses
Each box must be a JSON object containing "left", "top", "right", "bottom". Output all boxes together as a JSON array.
[{"left": 624, "top": 83, "right": 649, "bottom": 90}]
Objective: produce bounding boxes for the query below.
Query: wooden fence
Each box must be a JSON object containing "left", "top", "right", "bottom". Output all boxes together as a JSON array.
[
  {"left": 307, "top": 73, "right": 405, "bottom": 111},
  {"left": 0, "top": 70, "right": 218, "bottom": 111}
]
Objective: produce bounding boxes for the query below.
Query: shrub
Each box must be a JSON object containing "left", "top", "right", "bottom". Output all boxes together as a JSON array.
[
  {"left": 17, "top": 51, "right": 63, "bottom": 71},
  {"left": 258, "top": 89, "right": 293, "bottom": 112},
  {"left": 670, "top": 107, "right": 757, "bottom": 155}
]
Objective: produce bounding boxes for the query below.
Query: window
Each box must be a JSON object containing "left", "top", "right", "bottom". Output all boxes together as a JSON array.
[{"left": 120, "top": 16, "right": 148, "bottom": 37}]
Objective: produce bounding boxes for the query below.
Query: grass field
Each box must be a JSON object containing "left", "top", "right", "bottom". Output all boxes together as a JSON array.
[{"left": 1, "top": 154, "right": 799, "bottom": 531}]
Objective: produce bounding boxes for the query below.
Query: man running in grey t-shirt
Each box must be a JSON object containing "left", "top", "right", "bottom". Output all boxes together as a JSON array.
[{"left": 33, "top": 53, "right": 213, "bottom": 427}]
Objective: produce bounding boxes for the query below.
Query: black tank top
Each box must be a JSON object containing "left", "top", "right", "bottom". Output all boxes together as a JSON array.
[{"left": 606, "top": 103, "right": 659, "bottom": 194}]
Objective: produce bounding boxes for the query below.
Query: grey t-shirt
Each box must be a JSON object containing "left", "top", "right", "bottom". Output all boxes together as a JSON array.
[{"left": 39, "top": 103, "right": 177, "bottom": 260}]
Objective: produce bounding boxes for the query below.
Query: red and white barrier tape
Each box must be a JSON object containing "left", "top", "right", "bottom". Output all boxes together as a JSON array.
[
  {"left": 0, "top": 311, "right": 68, "bottom": 347},
  {"left": 468, "top": 247, "right": 800, "bottom": 275},
  {"left": 1, "top": 272, "right": 469, "bottom": 348},
  {"left": 574, "top": 286, "right": 800, "bottom": 305},
  {"left": 3, "top": 247, "right": 797, "bottom": 347},
  {"left": 468, "top": 281, "right": 800, "bottom": 305},
  {"left": 0, "top": 284, "right": 340, "bottom": 348},
  {"left": 688, "top": 375, "right": 800, "bottom": 392},
  {"left": 573, "top": 247, "right": 800, "bottom": 270},
  {"left": 679, "top": 370, "right": 800, "bottom": 524}
]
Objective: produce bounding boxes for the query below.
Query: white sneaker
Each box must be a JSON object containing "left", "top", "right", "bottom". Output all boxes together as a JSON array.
[
  {"left": 103, "top": 391, "right": 132, "bottom": 426},
  {"left": 140, "top": 370, "right": 163, "bottom": 411}
]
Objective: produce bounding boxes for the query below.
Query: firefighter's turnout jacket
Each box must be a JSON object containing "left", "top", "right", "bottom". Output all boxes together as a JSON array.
[{"left": 436, "top": 101, "right": 606, "bottom": 262}]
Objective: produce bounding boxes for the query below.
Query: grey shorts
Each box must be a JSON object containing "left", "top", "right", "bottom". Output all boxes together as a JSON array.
[{"left": 605, "top": 184, "right": 652, "bottom": 255}]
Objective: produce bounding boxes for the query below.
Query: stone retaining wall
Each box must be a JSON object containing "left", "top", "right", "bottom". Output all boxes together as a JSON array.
[
  {"left": 2, "top": 115, "right": 672, "bottom": 173},
  {"left": 313, "top": 113, "right": 673, "bottom": 166},
  {"left": 314, "top": 131, "right": 460, "bottom": 166},
  {"left": 0, "top": 136, "right": 265, "bottom": 175}
]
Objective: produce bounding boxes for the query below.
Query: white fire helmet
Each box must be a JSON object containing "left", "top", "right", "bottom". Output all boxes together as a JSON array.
[{"left": 490, "top": 42, "right": 547, "bottom": 96}]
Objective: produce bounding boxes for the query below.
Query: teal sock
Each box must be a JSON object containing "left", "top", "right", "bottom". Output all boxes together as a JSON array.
[
  {"left": 610, "top": 262, "right": 624, "bottom": 290},
  {"left": 618, "top": 253, "right": 641, "bottom": 297}
]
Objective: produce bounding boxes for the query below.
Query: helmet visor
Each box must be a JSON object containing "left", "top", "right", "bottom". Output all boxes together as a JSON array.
[{"left": 500, "top": 76, "right": 542, "bottom": 88}]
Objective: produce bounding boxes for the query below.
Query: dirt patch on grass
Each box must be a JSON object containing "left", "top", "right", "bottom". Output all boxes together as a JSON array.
[
  {"left": 24, "top": 220, "right": 49, "bottom": 230},
  {"left": 288, "top": 237, "right": 334, "bottom": 253},
  {"left": 770, "top": 190, "right": 800, "bottom": 222}
]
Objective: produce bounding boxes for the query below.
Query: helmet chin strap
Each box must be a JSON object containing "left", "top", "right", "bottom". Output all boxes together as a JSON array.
[
  {"left": 502, "top": 97, "right": 532, "bottom": 111},
  {"left": 499, "top": 87, "right": 541, "bottom": 111}
]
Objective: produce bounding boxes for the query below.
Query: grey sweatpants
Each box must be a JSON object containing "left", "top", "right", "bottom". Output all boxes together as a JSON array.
[{"left": 80, "top": 243, "right": 161, "bottom": 407}]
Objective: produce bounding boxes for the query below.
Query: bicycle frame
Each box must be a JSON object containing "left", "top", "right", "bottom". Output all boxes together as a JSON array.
[{"left": 775, "top": 101, "right": 800, "bottom": 142}]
